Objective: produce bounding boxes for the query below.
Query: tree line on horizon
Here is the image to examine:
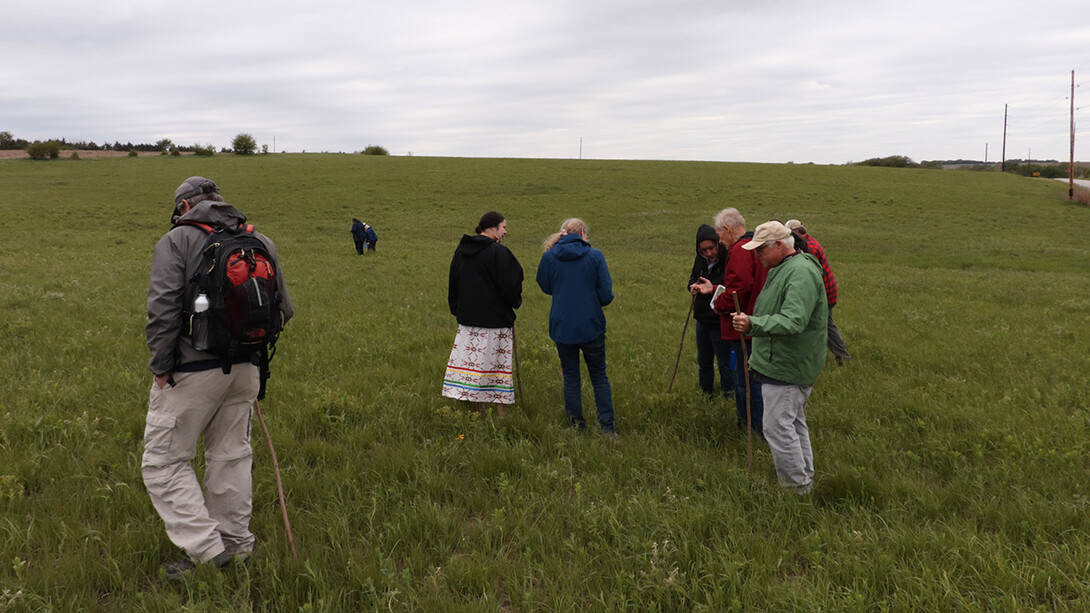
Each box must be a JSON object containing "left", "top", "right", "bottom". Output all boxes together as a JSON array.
[
  {"left": 1, "top": 131, "right": 390, "bottom": 159},
  {"left": 1, "top": 131, "right": 195, "bottom": 154}
]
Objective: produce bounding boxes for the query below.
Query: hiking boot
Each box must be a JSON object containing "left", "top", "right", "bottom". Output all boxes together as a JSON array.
[
  {"left": 162, "top": 558, "right": 196, "bottom": 581},
  {"left": 211, "top": 550, "right": 235, "bottom": 569},
  {"left": 162, "top": 550, "right": 236, "bottom": 581}
]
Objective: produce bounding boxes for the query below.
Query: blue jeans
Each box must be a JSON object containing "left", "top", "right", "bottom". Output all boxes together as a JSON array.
[
  {"left": 727, "top": 338, "right": 763, "bottom": 437},
  {"left": 555, "top": 334, "right": 615, "bottom": 432},
  {"left": 695, "top": 321, "right": 734, "bottom": 399}
]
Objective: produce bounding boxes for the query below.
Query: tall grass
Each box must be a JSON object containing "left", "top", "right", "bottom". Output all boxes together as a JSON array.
[{"left": 0, "top": 155, "right": 1088, "bottom": 610}]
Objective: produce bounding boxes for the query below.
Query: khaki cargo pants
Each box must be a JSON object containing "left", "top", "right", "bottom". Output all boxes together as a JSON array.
[{"left": 142, "top": 364, "right": 258, "bottom": 563}]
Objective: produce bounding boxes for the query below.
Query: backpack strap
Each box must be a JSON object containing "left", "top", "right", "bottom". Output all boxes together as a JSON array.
[
  {"left": 175, "top": 220, "right": 254, "bottom": 234},
  {"left": 174, "top": 219, "right": 216, "bottom": 233}
]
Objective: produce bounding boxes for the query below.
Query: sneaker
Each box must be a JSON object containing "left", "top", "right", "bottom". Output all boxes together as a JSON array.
[{"left": 602, "top": 429, "right": 620, "bottom": 440}]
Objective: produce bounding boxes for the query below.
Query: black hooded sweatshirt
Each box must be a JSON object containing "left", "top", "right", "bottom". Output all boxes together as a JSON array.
[
  {"left": 687, "top": 224, "right": 728, "bottom": 329},
  {"left": 448, "top": 234, "right": 524, "bottom": 328}
]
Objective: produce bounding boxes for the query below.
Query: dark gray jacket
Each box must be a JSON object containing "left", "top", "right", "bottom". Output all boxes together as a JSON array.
[{"left": 146, "top": 201, "right": 294, "bottom": 376}]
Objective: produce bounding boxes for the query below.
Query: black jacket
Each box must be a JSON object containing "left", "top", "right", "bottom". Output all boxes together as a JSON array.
[
  {"left": 687, "top": 224, "right": 727, "bottom": 329},
  {"left": 448, "top": 234, "right": 524, "bottom": 328}
]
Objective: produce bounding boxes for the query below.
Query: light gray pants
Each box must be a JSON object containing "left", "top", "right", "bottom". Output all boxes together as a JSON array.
[
  {"left": 761, "top": 382, "right": 815, "bottom": 494},
  {"left": 142, "top": 365, "right": 258, "bottom": 562}
]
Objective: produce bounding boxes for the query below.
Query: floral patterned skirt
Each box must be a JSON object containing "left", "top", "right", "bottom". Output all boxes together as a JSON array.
[{"left": 441, "top": 325, "right": 515, "bottom": 404}]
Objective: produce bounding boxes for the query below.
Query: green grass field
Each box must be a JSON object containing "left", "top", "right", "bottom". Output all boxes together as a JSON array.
[{"left": 1, "top": 154, "right": 1088, "bottom": 611}]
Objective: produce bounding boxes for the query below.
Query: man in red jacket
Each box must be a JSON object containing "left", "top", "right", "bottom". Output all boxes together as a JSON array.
[{"left": 710, "top": 207, "right": 769, "bottom": 437}]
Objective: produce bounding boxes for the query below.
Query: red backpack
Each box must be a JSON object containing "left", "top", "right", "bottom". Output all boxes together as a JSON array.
[{"left": 180, "top": 221, "right": 283, "bottom": 397}]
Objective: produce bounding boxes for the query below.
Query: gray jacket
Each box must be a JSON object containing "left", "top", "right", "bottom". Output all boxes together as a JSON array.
[{"left": 146, "top": 201, "right": 294, "bottom": 376}]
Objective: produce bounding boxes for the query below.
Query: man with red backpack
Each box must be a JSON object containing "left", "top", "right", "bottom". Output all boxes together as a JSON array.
[{"left": 143, "top": 176, "right": 294, "bottom": 579}]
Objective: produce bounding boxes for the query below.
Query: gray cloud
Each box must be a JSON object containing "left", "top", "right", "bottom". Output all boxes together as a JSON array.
[{"left": 5, "top": 0, "right": 1090, "bottom": 162}]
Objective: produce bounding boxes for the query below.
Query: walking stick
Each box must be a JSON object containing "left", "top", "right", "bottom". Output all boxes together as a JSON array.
[
  {"left": 253, "top": 399, "right": 299, "bottom": 560},
  {"left": 512, "top": 327, "right": 525, "bottom": 404},
  {"left": 667, "top": 294, "right": 696, "bottom": 393},
  {"left": 732, "top": 292, "right": 753, "bottom": 474}
]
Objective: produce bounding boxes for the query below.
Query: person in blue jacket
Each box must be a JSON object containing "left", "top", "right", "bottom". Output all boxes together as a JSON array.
[
  {"left": 363, "top": 223, "right": 378, "bottom": 253},
  {"left": 536, "top": 218, "right": 616, "bottom": 435}
]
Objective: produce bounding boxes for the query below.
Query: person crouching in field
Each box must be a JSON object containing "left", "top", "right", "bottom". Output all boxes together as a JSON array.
[
  {"left": 536, "top": 219, "right": 617, "bottom": 436},
  {"left": 442, "top": 212, "right": 524, "bottom": 418},
  {"left": 731, "top": 221, "right": 827, "bottom": 495},
  {"left": 687, "top": 224, "right": 733, "bottom": 400}
]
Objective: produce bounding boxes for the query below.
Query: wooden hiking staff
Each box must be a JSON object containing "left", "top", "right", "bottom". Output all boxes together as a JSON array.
[
  {"left": 253, "top": 399, "right": 298, "bottom": 560},
  {"left": 732, "top": 291, "right": 753, "bottom": 474},
  {"left": 667, "top": 294, "right": 696, "bottom": 393},
  {"left": 512, "top": 326, "right": 525, "bottom": 404}
]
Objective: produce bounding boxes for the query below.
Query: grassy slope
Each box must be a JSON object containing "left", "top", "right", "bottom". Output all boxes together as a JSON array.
[{"left": 0, "top": 155, "right": 1088, "bottom": 611}]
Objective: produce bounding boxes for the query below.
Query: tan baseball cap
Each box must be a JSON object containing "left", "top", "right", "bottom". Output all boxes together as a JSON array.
[{"left": 742, "top": 221, "right": 792, "bottom": 250}]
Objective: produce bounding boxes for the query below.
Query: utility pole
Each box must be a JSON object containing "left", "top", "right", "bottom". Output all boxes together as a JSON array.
[
  {"left": 1001, "top": 104, "right": 1008, "bottom": 172},
  {"left": 985, "top": 143, "right": 988, "bottom": 164},
  {"left": 1070, "top": 70, "right": 1075, "bottom": 200}
]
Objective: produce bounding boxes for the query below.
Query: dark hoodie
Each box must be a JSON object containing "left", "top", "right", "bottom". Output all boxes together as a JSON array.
[
  {"left": 448, "top": 234, "right": 524, "bottom": 328},
  {"left": 688, "top": 224, "right": 727, "bottom": 329}
]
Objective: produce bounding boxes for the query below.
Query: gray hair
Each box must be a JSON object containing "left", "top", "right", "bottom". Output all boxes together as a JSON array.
[{"left": 714, "top": 207, "right": 745, "bottom": 231}]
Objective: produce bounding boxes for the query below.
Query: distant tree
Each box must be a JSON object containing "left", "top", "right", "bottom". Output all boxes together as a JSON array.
[
  {"left": 361, "top": 144, "right": 389, "bottom": 156},
  {"left": 232, "top": 133, "right": 257, "bottom": 155},
  {"left": 193, "top": 144, "right": 216, "bottom": 157},
  {"left": 155, "top": 138, "right": 174, "bottom": 152},
  {"left": 856, "top": 155, "right": 918, "bottom": 168},
  {"left": 1, "top": 131, "right": 28, "bottom": 150},
  {"left": 128, "top": 148, "right": 138, "bottom": 157},
  {"left": 25, "top": 140, "right": 61, "bottom": 160},
  {"left": 261, "top": 144, "right": 269, "bottom": 154}
]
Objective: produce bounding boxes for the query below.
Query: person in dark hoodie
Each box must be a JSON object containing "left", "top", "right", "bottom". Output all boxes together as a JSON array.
[
  {"left": 710, "top": 207, "right": 769, "bottom": 437},
  {"left": 536, "top": 218, "right": 617, "bottom": 436},
  {"left": 350, "top": 218, "right": 367, "bottom": 254},
  {"left": 687, "top": 224, "right": 734, "bottom": 399},
  {"left": 442, "top": 211, "right": 524, "bottom": 417}
]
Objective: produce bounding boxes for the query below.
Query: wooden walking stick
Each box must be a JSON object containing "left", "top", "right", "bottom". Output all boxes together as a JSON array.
[
  {"left": 668, "top": 294, "right": 696, "bottom": 393},
  {"left": 253, "top": 399, "right": 299, "bottom": 559},
  {"left": 512, "top": 327, "right": 525, "bottom": 404},
  {"left": 732, "top": 291, "right": 753, "bottom": 473}
]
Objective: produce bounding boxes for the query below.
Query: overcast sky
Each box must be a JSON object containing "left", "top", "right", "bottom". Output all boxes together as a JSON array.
[{"left": 5, "top": 1, "right": 1090, "bottom": 164}]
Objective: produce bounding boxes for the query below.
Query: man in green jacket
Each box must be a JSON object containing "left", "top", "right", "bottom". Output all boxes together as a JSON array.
[{"left": 731, "top": 221, "right": 827, "bottom": 494}]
